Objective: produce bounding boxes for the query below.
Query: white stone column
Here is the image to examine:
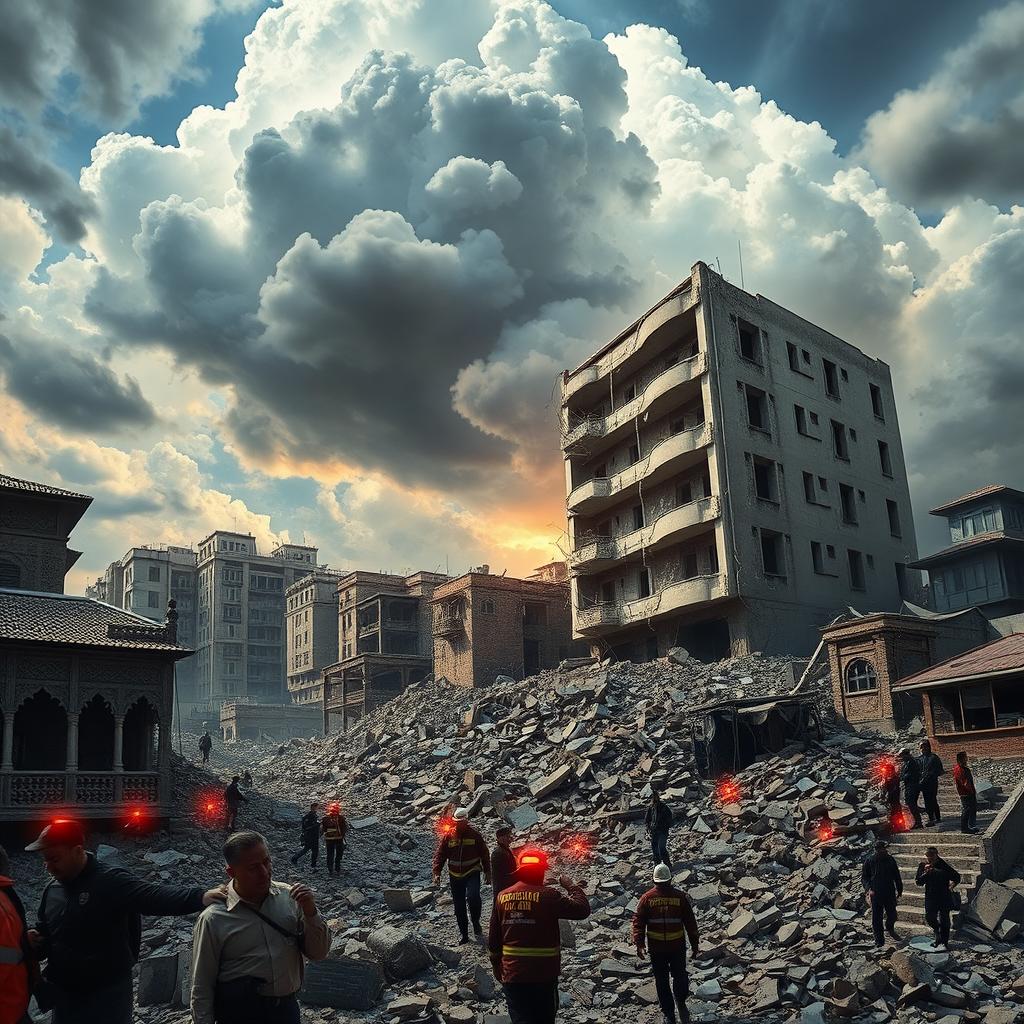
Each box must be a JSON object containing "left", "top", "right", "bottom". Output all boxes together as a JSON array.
[
  {"left": 113, "top": 714, "right": 125, "bottom": 772},
  {"left": 65, "top": 712, "right": 79, "bottom": 772},
  {"left": 1, "top": 713, "right": 14, "bottom": 771}
]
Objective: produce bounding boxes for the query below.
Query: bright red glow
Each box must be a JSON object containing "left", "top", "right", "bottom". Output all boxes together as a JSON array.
[
  {"left": 870, "top": 755, "right": 899, "bottom": 787},
  {"left": 327, "top": 802, "right": 341, "bottom": 815},
  {"left": 716, "top": 775, "right": 741, "bottom": 805},
  {"left": 890, "top": 809, "right": 910, "bottom": 832},
  {"left": 562, "top": 835, "right": 592, "bottom": 862},
  {"left": 436, "top": 816, "right": 456, "bottom": 838},
  {"left": 817, "top": 820, "right": 835, "bottom": 842},
  {"left": 196, "top": 792, "right": 223, "bottom": 822},
  {"left": 517, "top": 848, "right": 548, "bottom": 869}
]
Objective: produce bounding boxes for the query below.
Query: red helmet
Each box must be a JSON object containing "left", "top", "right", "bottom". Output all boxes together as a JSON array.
[{"left": 516, "top": 848, "right": 549, "bottom": 871}]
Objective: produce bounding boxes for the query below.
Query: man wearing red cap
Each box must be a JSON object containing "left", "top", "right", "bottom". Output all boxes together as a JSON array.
[
  {"left": 433, "top": 807, "right": 491, "bottom": 944},
  {"left": 24, "top": 818, "right": 226, "bottom": 1024},
  {"left": 488, "top": 848, "right": 591, "bottom": 1023}
]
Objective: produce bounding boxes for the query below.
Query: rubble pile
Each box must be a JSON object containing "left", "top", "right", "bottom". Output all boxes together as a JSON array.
[{"left": 9, "top": 651, "right": 1023, "bottom": 1024}]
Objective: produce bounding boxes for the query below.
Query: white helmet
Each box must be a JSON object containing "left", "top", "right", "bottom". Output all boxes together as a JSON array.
[
  {"left": 454, "top": 808, "right": 469, "bottom": 821},
  {"left": 653, "top": 864, "right": 671, "bottom": 883}
]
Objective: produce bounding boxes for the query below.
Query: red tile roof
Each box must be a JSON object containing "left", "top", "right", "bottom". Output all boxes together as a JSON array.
[
  {"left": 0, "top": 474, "right": 92, "bottom": 502},
  {"left": 893, "top": 632, "right": 1024, "bottom": 691},
  {"left": 907, "top": 531, "right": 1024, "bottom": 569},
  {"left": 929, "top": 484, "right": 1024, "bottom": 516}
]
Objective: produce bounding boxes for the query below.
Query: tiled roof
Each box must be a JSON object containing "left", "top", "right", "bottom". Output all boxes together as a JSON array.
[
  {"left": 0, "top": 474, "right": 92, "bottom": 501},
  {"left": 929, "top": 484, "right": 1024, "bottom": 516},
  {"left": 893, "top": 632, "right": 1024, "bottom": 691},
  {"left": 0, "top": 589, "right": 188, "bottom": 653},
  {"left": 907, "top": 531, "right": 1024, "bottom": 569}
]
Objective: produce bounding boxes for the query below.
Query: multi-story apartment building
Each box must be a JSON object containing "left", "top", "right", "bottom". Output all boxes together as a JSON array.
[
  {"left": 910, "top": 485, "right": 1024, "bottom": 634},
  {"left": 561, "top": 261, "right": 918, "bottom": 661},
  {"left": 286, "top": 569, "right": 342, "bottom": 705},
  {"left": 432, "top": 569, "right": 584, "bottom": 687},
  {"left": 323, "top": 570, "right": 447, "bottom": 732},
  {"left": 84, "top": 560, "right": 125, "bottom": 606},
  {"left": 120, "top": 546, "right": 199, "bottom": 698},
  {"left": 194, "top": 533, "right": 317, "bottom": 703}
]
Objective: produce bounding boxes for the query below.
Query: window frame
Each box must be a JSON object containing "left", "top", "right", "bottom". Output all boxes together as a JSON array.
[{"left": 844, "top": 658, "right": 878, "bottom": 694}]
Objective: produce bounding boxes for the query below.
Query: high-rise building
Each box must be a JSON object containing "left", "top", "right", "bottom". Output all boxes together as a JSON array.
[
  {"left": 194, "top": 533, "right": 317, "bottom": 703},
  {"left": 84, "top": 560, "right": 125, "bottom": 606},
  {"left": 286, "top": 569, "right": 343, "bottom": 705},
  {"left": 561, "top": 261, "right": 918, "bottom": 661}
]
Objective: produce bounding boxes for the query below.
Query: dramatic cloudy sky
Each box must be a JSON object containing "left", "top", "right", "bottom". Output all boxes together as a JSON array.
[{"left": 1, "top": 0, "right": 1022, "bottom": 593}]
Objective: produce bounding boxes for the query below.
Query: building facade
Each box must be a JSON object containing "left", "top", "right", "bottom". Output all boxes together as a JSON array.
[
  {"left": 561, "top": 261, "right": 918, "bottom": 662},
  {"left": 432, "top": 571, "right": 585, "bottom": 688},
  {"left": 194, "top": 533, "right": 317, "bottom": 705},
  {"left": 323, "top": 570, "right": 447, "bottom": 733},
  {"left": 910, "top": 485, "right": 1024, "bottom": 634},
  {"left": 286, "top": 570, "right": 342, "bottom": 706},
  {"left": 85, "top": 560, "right": 125, "bottom": 606}
]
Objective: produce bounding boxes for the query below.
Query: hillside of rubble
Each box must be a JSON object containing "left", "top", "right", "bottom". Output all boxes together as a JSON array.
[{"left": 8, "top": 650, "right": 1024, "bottom": 1024}]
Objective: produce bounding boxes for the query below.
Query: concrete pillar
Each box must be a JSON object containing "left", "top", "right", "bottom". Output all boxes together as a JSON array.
[
  {"left": 113, "top": 714, "right": 125, "bottom": 772},
  {"left": 65, "top": 712, "right": 79, "bottom": 772},
  {"left": 1, "top": 713, "right": 14, "bottom": 771}
]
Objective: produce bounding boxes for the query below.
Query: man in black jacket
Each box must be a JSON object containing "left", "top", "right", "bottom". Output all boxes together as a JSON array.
[
  {"left": 861, "top": 840, "right": 903, "bottom": 947},
  {"left": 25, "top": 818, "right": 226, "bottom": 1024},
  {"left": 224, "top": 776, "right": 248, "bottom": 831},
  {"left": 291, "top": 802, "right": 320, "bottom": 870},
  {"left": 915, "top": 846, "right": 961, "bottom": 948},
  {"left": 898, "top": 750, "right": 923, "bottom": 829},
  {"left": 645, "top": 791, "right": 673, "bottom": 867},
  {"left": 918, "top": 740, "right": 944, "bottom": 826},
  {"left": 490, "top": 826, "right": 517, "bottom": 903}
]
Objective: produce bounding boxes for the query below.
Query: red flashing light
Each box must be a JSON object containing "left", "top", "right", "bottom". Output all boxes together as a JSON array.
[
  {"left": 716, "top": 775, "right": 741, "bottom": 805},
  {"left": 890, "top": 808, "right": 910, "bottom": 833},
  {"left": 562, "top": 835, "right": 592, "bottom": 862},
  {"left": 436, "top": 816, "right": 457, "bottom": 838},
  {"left": 817, "top": 820, "right": 835, "bottom": 842},
  {"left": 870, "top": 755, "right": 898, "bottom": 787}
]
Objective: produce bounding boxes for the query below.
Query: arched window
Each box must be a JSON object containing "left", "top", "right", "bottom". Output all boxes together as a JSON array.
[
  {"left": 79, "top": 694, "right": 115, "bottom": 770},
  {"left": 844, "top": 658, "right": 878, "bottom": 694},
  {"left": 13, "top": 690, "right": 67, "bottom": 769},
  {"left": 123, "top": 698, "right": 159, "bottom": 771}
]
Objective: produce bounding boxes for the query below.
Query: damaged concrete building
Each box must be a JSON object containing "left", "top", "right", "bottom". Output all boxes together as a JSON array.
[
  {"left": 561, "top": 261, "right": 918, "bottom": 662},
  {"left": 286, "top": 569, "right": 342, "bottom": 706}
]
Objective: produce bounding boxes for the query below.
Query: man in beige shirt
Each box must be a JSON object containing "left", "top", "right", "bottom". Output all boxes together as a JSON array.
[{"left": 190, "top": 831, "right": 330, "bottom": 1024}]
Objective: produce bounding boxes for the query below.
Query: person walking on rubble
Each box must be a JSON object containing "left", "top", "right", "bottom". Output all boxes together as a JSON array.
[
  {"left": 915, "top": 846, "right": 960, "bottom": 948},
  {"left": 290, "top": 803, "right": 320, "bottom": 871},
  {"left": 898, "top": 749, "right": 923, "bottom": 829},
  {"left": 199, "top": 731, "right": 213, "bottom": 766},
  {"left": 433, "top": 808, "right": 490, "bottom": 944},
  {"left": 223, "top": 777, "right": 248, "bottom": 832},
  {"left": 491, "top": 826, "right": 517, "bottom": 903},
  {"left": 320, "top": 803, "right": 347, "bottom": 877},
  {"left": 633, "top": 864, "right": 700, "bottom": 1024},
  {"left": 645, "top": 790, "right": 673, "bottom": 867},
  {"left": 861, "top": 839, "right": 902, "bottom": 947},
  {"left": 918, "top": 739, "right": 944, "bottom": 826}
]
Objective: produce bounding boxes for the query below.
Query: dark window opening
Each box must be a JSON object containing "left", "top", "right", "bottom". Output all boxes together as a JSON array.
[
  {"left": 831, "top": 420, "right": 849, "bottom": 460},
  {"left": 809, "top": 411, "right": 819, "bottom": 425},
  {"left": 840, "top": 483, "right": 857, "bottom": 524},
  {"left": 878, "top": 441, "right": 893, "bottom": 477},
  {"left": 826, "top": 544, "right": 836, "bottom": 558},
  {"left": 795, "top": 405, "right": 811, "bottom": 436},
  {"left": 148, "top": 566, "right": 161, "bottom": 582},
  {"left": 600, "top": 580, "right": 616, "bottom": 604},
  {"left": 823, "top": 359, "right": 840, "bottom": 398},
  {"left": 79, "top": 695, "right": 115, "bottom": 771},
  {"left": 760, "top": 530, "right": 785, "bottom": 577},
  {"left": 753, "top": 457, "right": 778, "bottom": 501},
  {"left": 123, "top": 698, "right": 159, "bottom": 772},
  {"left": 802, "top": 472, "right": 816, "bottom": 504},
  {"left": 632, "top": 504, "right": 645, "bottom": 530},
  {"left": 811, "top": 541, "right": 825, "bottom": 574},
  {"left": 848, "top": 549, "right": 865, "bottom": 590},
  {"left": 745, "top": 386, "right": 769, "bottom": 431},
  {"left": 895, "top": 563, "right": 910, "bottom": 599},
  {"left": 887, "top": 499, "right": 901, "bottom": 538},
  {"left": 818, "top": 476, "right": 828, "bottom": 492},
  {"left": 638, "top": 569, "right": 652, "bottom": 599},
  {"left": 620, "top": 383, "right": 636, "bottom": 404},
  {"left": 682, "top": 551, "right": 698, "bottom": 579},
  {"left": 739, "top": 321, "right": 761, "bottom": 363},
  {"left": 593, "top": 462, "right": 607, "bottom": 479},
  {"left": 664, "top": 351, "right": 679, "bottom": 369},
  {"left": 12, "top": 690, "right": 67, "bottom": 770},
  {"left": 787, "top": 342, "right": 800, "bottom": 372},
  {"left": 675, "top": 480, "right": 691, "bottom": 507},
  {"left": 524, "top": 602, "right": 547, "bottom": 626},
  {"left": 870, "top": 383, "right": 884, "bottom": 419},
  {"left": 707, "top": 544, "right": 719, "bottom": 574},
  {"left": 628, "top": 443, "right": 640, "bottom": 465},
  {"left": 670, "top": 416, "right": 686, "bottom": 435}
]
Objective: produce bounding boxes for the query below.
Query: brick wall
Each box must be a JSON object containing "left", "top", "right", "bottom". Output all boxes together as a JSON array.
[{"left": 924, "top": 692, "right": 1024, "bottom": 760}]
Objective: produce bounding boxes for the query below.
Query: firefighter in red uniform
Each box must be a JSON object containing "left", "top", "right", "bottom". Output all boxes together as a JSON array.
[
  {"left": 488, "top": 848, "right": 591, "bottom": 1024},
  {"left": 632, "top": 864, "right": 700, "bottom": 1024},
  {"left": 433, "top": 808, "right": 491, "bottom": 943}
]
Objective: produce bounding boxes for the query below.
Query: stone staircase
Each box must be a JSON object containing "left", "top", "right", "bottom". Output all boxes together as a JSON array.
[{"left": 887, "top": 777, "right": 1008, "bottom": 933}]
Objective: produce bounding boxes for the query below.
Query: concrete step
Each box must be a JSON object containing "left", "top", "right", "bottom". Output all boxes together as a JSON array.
[{"left": 893, "top": 855, "right": 981, "bottom": 873}]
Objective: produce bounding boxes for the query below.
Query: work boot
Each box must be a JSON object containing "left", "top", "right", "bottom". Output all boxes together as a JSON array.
[
  {"left": 676, "top": 999, "right": 690, "bottom": 1024},
  {"left": 458, "top": 933, "right": 470, "bottom": 945},
  {"left": 472, "top": 922, "right": 483, "bottom": 938},
  {"left": 886, "top": 927, "right": 899, "bottom": 940}
]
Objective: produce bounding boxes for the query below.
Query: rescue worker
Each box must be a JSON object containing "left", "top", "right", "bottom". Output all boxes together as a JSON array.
[
  {"left": 0, "top": 843, "right": 34, "bottom": 1024},
  {"left": 898, "top": 749, "right": 923, "bottom": 829},
  {"left": 433, "top": 808, "right": 491, "bottom": 944},
  {"left": 918, "top": 739, "right": 944, "bottom": 826},
  {"left": 915, "top": 846, "right": 960, "bottom": 948},
  {"left": 223, "top": 776, "right": 248, "bottom": 832},
  {"left": 290, "top": 803, "right": 320, "bottom": 870},
  {"left": 491, "top": 826, "right": 517, "bottom": 902},
  {"left": 320, "top": 802, "right": 347, "bottom": 876},
  {"left": 24, "top": 818, "right": 226, "bottom": 1024},
  {"left": 878, "top": 756, "right": 902, "bottom": 820},
  {"left": 861, "top": 839, "right": 903, "bottom": 947},
  {"left": 645, "top": 790, "right": 673, "bottom": 867},
  {"left": 199, "top": 731, "right": 213, "bottom": 765},
  {"left": 632, "top": 864, "right": 699, "bottom": 1024},
  {"left": 954, "top": 750, "right": 978, "bottom": 834},
  {"left": 488, "top": 848, "right": 591, "bottom": 1024}
]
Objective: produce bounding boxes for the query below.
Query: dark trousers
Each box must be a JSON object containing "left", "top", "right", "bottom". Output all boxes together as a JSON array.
[
  {"left": 651, "top": 829, "right": 670, "bottom": 866},
  {"left": 960, "top": 793, "right": 977, "bottom": 832},
  {"left": 651, "top": 948, "right": 689, "bottom": 1022},
  {"left": 325, "top": 839, "right": 343, "bottom": 874},
  {"left": 503, "top": 981, "right": 559, "bottom": 1024},
  {"left": 450, "top": 872, "right": 482, "bottom": 938},
  {"left": 904, "top": 787, "right": 923, "bottom": 827},
  {"left": 921, "top": 781, "right": 941, "bottom": 823},
  {"left": 214, "top": 992, "right": 300, "bottom": 1024},
  {"left": 202, "top": 750, "right": 210, "bottom": 764},
  {"left": 52, "top": 976, "right": 133, "bottom": 1024},
  {"left": 926, "top": 906, "right": 951, "bottom": 945},
  {"left": 292, "top": 837, "right": 318, "bottom": 868},
  {"left": 871, "top": 895, "right": 898, "bottom": 944},
  {"left": 225, "top": 803, "right": 240, "bottom": 831}
]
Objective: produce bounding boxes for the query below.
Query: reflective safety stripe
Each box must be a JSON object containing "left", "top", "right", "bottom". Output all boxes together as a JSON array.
[
  {"left": 0, "top": 946, "right": 24, "bottom": 964},
  {"left": 449, "top": 864, "right": 481, "bottom": 878},
  {"left": 502, "top": 946, "right": 558, "bottom": 957},
  {"left": 647, "top": 929, "right": 684, "bottom": 941}
]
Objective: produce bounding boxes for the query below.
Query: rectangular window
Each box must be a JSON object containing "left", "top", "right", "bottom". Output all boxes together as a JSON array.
[
  {"left": 621, "top": 383, "right": 636, "bottom": 404},
  {"left": 878, "top": 440, "right": 893, "bottom": 477},
  {"left": 753, "top": 457, "right": 778, "bottom": 501},
  {"left": 738, "top": 320, "right": 761, "bottom": 363},
  {"left": 628, "top": 442, "right": 640, "bottom": 465},
  {"left": 823, "top": 359, "right": 840, "bottom": 398},
  {"left": 895, "top": 563, "right": 910, "bottom": 599},
  {"left": 870, "top": 383, "right": 884, "bottom": 420},
  {"left": 148, "top": 591, "right": 160, "bottom": 608},
  {"left": 223, "top": 604, "right": 241, "bottom": 622},
  {"left": 809, "top": 411, "right": 819, "bottom": 426},
  {"left": 148, "top": 566, "right": 161, "bottom": 582},
  {"left": 707, "top": 544, "right": 719, "bottom": 574},
  {"left": 802, "top": 349, "right": 811, "bottom": 365},
  {"left": 848, "top": 549, "right": 865, "bottom": 590},
  {"left": 787, "top": 342, "right": 800, "bottom": 372},
  {"left": 593, "top": 462, "right": 607, "bottom": 479},
  {"left": 831, "top": 420, "right": 849, "bottom": 460},
  {"left": 681, "top": 551, "right": 698, "bottom": 579},
  {"left": 745, "top": 385, "right": 769, "bottom": 432},
  {"left": 760, "top": 529, "right": 785, "bottom": 578},
  {"left": 802, "top": 472, "right": 817, "bottom": 504},
  {"left": 826, "top": 544, "right": 836, "bottom": 559},
  {"left": 811, "top": 541, "right": 826, "bottom": 574},
  {"left": 818, "top": 476, "right": 828, "bottom": 492},
  {"left": 632, "top": 504, "right": 645, "bottom": 530},
  {"left": 887, "top": 499, "right": 902, "bottom": 538},
  {"left": 675, "top": 480, "right": 691, "bottom": 507},
  {"left": 638, "top": 568, "right": 652, "bottom": 599},
  {"left": 794, "top": 404, "right": 811, "bottom": 436},
  {"left": 840, "top": 483, "right": 858, "bottom": 524}
]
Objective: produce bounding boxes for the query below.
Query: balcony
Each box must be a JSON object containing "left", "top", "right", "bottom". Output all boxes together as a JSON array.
[
  {"left": 575, "top": 603, "right": 621, "bottom": 631},
  {"left": 357, "top": 620, "right": 381, "bottom": 638},
  {"left": 575, "top": 573, "right": 729, "bottom": 635},
  {"left": 432, "top": 615, "right": 465, "bottom": 638},
  {"left": 571, "top": 496, "right": 720, "bottom": 574},
  {"left": 566, "top": 422, "right": 714, "bottom": 516},
  {"left": 562, "top": 353, "right": 707, "bottom": 458}
]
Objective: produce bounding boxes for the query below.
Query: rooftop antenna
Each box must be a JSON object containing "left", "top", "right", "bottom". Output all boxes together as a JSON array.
[
  {"left": 737, "top": 239, "right": 745, "bottom": 291},
  {"left": 715, "top": 256, "right": 723, "bottom": 276}
]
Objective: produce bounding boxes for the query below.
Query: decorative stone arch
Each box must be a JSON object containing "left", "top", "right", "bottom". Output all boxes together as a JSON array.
[
  {"left": 78, "top": 692, "right": 115, "bottom": 771},
  {"left": 122, "top": 696, "right": 159, "bottom": 771},
  {"left": 12, "top": 688, "right": 67, "bottom": 770}
]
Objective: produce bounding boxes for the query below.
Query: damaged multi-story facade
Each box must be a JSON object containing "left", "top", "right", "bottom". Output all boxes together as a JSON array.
[
  {"left": 286, "top": 569, "right": 342, "bottom": 706},
  {"left": 561, "top": 261, "right": 918, "bottom": 661}
]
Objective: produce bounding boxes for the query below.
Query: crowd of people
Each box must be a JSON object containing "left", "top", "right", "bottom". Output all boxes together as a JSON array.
[{"left": 880, "top": 740, "right": 978, "bottom": 834}]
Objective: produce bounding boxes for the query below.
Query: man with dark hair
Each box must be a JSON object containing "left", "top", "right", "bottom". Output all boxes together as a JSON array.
[
  {"left": 199, "top": 731, "right": 213, "bottom": 765},
  {"left": 223, "top": 776, "right": 248, "bottom": 831},
  {"left": 489, "top": 848, "right": 591, "bottom": 1024},
  {"left": 24, "top": 818, "right": 225, "bottom": 1024},
  {"left": 953, "top": 751, "right": 977, "bottom": 834},
  {"left": 915, "top": 846, "right": 960, "bottom": 948},
  {"left": 861, "top": 840, "right": 903, "bottom": 947},
  {"left": 898, "top": 749, "right": 923, "bottom": 829},
  {"left": 1, "top": 843, "right": 34, "bottom": 1024},
  {"left": 190, "top": 831, "right": 330, "bottom": 1024},
  {"left": 645, "top": 791, "right": 673, "bottom": 867},
  {"left": 290, "top": 803, "right": 320, "bottom": 870},
  {"left": 491, "top": 826, "right": 517, "bottom": 902},
  {"left": 918, "top": 739, "right": 944, "bottom": 826}
]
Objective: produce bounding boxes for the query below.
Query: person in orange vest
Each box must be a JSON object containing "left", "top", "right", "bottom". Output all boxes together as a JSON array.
[
  {"left": 0, "top": 843, "right": 35, "bottom": 1024},
  {"left": 632, "top": 864, "right": 700, "bottom": 1024},
  {"left": 320, "top": 802, "right": 347, "bottom": 877},
  {"left": 433, "top": 808, "right": 491, "bottom": 944},
  {"left": 488, "top": 848, "right": 591, "bottom": 1024}
]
